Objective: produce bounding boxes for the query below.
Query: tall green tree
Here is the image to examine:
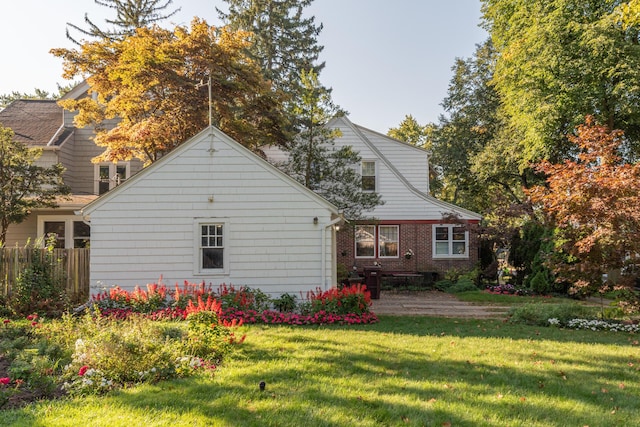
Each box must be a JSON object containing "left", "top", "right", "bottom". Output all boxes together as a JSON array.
[
  {"left": 66, "top": 0, "right": 180, "bottom": 43},
  {"left": 482, "top": 0, "right": 640, "bottom": 167},
  {"left": 0, "top": 126, "right": 69, "bottom": 245},
  {"left": 428, "top": 39, "right": 519, "bottom": 214},
  {"left": 387, "top": 115, "right": 432, "bottom": 149},
  {"left": 278, "top": 70, "right": 382, "bottom": 220},
  {"left": 218, "top": 0, "right": 327, "bottom": 130},
  {"left": 52, "top": 19, "right": 290, "bottom": 165}
]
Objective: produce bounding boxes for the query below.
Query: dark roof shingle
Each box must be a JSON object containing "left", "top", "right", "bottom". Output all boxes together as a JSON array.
[{"left": 0, "top": 100, "right": 66, "bottom": 146}]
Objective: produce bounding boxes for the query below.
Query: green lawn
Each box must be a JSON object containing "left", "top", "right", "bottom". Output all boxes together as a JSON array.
[{"left": 2, "top": 316, "right": 638, "bottom": 426}]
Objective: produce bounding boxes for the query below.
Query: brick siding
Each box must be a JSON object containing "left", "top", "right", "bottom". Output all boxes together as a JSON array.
[{"left": 337, "top": 222, "right": 479, "bottom": 277}]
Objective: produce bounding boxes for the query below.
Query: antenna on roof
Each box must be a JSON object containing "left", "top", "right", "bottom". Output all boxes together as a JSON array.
[{"left": 196, "top": 74, "right": 213, "bottom": 128}]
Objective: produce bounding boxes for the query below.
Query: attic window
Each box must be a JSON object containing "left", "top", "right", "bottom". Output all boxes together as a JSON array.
[{"left": 361, "top": 161, "right": 376, "bottom": 191}]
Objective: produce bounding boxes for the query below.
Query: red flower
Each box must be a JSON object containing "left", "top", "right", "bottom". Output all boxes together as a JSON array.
[
  {"left": 3, "top": 319, "right": 10, "bottom": 325},
  {"left": 0, "top": 377, "right": 10, "bottom": 385},
  {"left": 78, "top": 365, "right": 89, "bottom": 376}
]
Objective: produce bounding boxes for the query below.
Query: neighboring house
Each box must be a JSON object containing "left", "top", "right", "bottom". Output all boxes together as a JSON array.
[
  {"left": 79, "top": 127, "right": 341, "bottom": 294},
  {"left": 0, "top": 82, "right": 142, "bottom": 249},
  {"left": 264, "top": 116, "right": 483, "bottom": 278}
]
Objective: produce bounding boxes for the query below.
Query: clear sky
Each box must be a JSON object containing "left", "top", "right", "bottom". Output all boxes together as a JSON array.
[{"left": 0, "top": 0, "right": 487, "bottom": 132}]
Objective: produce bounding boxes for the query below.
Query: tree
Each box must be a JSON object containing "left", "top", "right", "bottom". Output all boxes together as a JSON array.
[
  {"left": 387, "top": 115, "right": 432, "bottom": 149},
  {"left": 527, "top": 116, "right": 640, "bottom": 296},
  {"left": 0, "top": 126, "right": 69, "bottom": 245},
  {"left": 482, "top": 0, "right": 640, "bottom": 167},
  {"left": 52, "top": 19, "right": 290, "bottom": 165},
  {"left": 0, "top": 84, "right": 78, "bottom": 110},
  {"left": 427, "top": 39, "right": 522, "bottom": 215},
  {"left": 218, "top": 0, "right": 327, "bottom": 130},
  {"left": 278, "top": 70, "right": 382, "bottom": 219},
  {"left": 66, "top": 0, "right": 180, "bottom": 43}
]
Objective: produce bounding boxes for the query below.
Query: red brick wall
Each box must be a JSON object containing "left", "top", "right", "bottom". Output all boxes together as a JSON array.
[{"left": 337, "top": 221, "right": 479, "bottom": 278}]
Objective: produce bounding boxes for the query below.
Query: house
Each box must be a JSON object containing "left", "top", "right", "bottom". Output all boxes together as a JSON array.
[
  {"left": 79, "top": 126, "right": 341, "bottom": 294},
  {"left": 0, "top": 83, "right": 143, "bottom": 249},
  {"left": 264, "top": 116, "right": 483, "bottom": 280}
]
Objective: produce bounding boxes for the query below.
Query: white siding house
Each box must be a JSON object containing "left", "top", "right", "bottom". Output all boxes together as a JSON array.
[
  {"left": 81, "top": 127, "right": 341, "bottom": 295},
  {"left": 263, "top": 116, "right": 483, "bottom": 277}
]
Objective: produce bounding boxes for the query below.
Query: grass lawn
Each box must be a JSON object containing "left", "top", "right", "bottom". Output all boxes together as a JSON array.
[{"left": 1, "top": 316, "right": 638, "bottom": 426}]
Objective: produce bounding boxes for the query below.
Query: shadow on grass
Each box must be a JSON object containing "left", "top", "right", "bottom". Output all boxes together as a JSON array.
[
  {"left": 370, "top": 315, "right": 638, "bottom": 345},
  {"left": 97, "top": 323, "right": 639, "bottom": 426}
]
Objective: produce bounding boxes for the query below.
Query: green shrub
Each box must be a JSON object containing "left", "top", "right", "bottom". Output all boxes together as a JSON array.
[
  {"left": 508, "top": 303, "right": 599, "bottom": 326},
  {"left": 272, "top": 293, "right": 297, "bottom": 312},
  {"left": 445, "top": 277, "right": 479, "bottom": 294},
  {"left": 444, "top": 268, "right": 463, "bottom": 283},
  {"left": 528, "top": 270, "right": 553, "bottom": 295},
  {"left": 434, "top": 280, "right": 453, "bottom": 292},
  {"left": 217, "top": 284, "right": 270, "bottom": 312},
  {"left": 10, "top": 237, "right": 69, "bottom": 317}
]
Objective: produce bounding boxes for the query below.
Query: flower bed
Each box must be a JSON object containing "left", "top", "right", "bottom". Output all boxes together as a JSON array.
[
  {"left": 548, "top": 317, "right": 639, "bottom": 333},
  {"left": 486, "top": 284, "right": 535, "bottom": 296},
  {"left": 91, "top": 282, "right": 378, "bottom": 325}
]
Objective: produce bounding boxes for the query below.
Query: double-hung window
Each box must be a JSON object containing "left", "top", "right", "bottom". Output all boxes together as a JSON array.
[
  {"left": 361, "top": 161, "right": 376, "bottom": 191},
  {"left": 355, "top": 225, "right": 399, "bottom": 258},
  {"left": 433, "top": 224, "right": 468, "bottom": 258},
  {"left": 378, "top": 225, "right": 398, "bottom": 257},
  {"left": 195, "top": 220, "right": 228, "bottom": 274}
]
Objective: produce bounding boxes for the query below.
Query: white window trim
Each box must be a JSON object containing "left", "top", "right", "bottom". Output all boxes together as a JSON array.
[
  {"left": 378, "top": 225, "right": 399, "bottom": 259},
  {"left": 193, "top": 218, "right": 230, "bottom": 276},
  {"left": 355, "top": 224, "right": 399, "bottom": 259},
  {"left": 432, "top": 224, "right": 469, "bottom": 259},
  {"left": 94, "top": 162, "right": 130, "bottom": 195},
  {"left": 355, "top": 225, "right": 376, "bottom": 259},
  {"left": 361, "top": 160, "right": 377, "bottom": 192},
  {"left": 37, "top": 215, "right": 89, "bottom": 249}
]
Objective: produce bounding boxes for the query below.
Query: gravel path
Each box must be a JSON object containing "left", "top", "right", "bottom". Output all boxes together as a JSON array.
[{"left": 371, "top": 291, "right": 511, "bottom": 318}]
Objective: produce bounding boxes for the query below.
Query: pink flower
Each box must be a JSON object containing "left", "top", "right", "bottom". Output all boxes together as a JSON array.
[
  {"left": 78, "top": 365, "right": 89, "bottom": 376},
  {"left": 0, "top": 378, "right": 10, "bottom": 385},
  {"left": 26, "top": 314, "right": 38, "bottom": 321}
]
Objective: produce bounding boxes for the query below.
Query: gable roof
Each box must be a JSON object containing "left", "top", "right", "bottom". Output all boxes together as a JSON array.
[
  {"left": 0, "top": 99, "right": 72, "bottom": 147},
  {"left": 330, "top": 116, "right": 482, "bottom": 221},
  {"left": 81, "top": 126, "right": 340, "bottom": 216}
]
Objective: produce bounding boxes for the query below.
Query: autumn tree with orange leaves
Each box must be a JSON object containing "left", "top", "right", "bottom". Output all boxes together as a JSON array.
[
  {"left": 51, "top": 18, "right": 290, "bottom": 165},
  {"left": 527, "top": 116, "right": 640, "bottom": 296}
]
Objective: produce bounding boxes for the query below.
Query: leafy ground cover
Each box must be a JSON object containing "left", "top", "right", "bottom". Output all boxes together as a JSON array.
[
  {"left": 0, "top": 282, "right": 376, "bottom": 411},
  {"left": 0, "top": 317, "right": 637, "bottom": 426}
]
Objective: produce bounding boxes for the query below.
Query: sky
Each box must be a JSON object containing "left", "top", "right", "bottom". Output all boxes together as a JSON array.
[{"left": 0, "top": 0, "right": 488, "bottom": 132}]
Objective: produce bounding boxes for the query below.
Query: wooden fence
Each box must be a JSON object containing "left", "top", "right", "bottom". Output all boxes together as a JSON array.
[{"left": 0, "top": 248, "right": 90, "bottom": 303}]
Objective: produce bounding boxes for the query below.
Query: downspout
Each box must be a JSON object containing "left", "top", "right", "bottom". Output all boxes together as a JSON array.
[{"left": 322, "top": 216, "right": 343, "bottom": 291}]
